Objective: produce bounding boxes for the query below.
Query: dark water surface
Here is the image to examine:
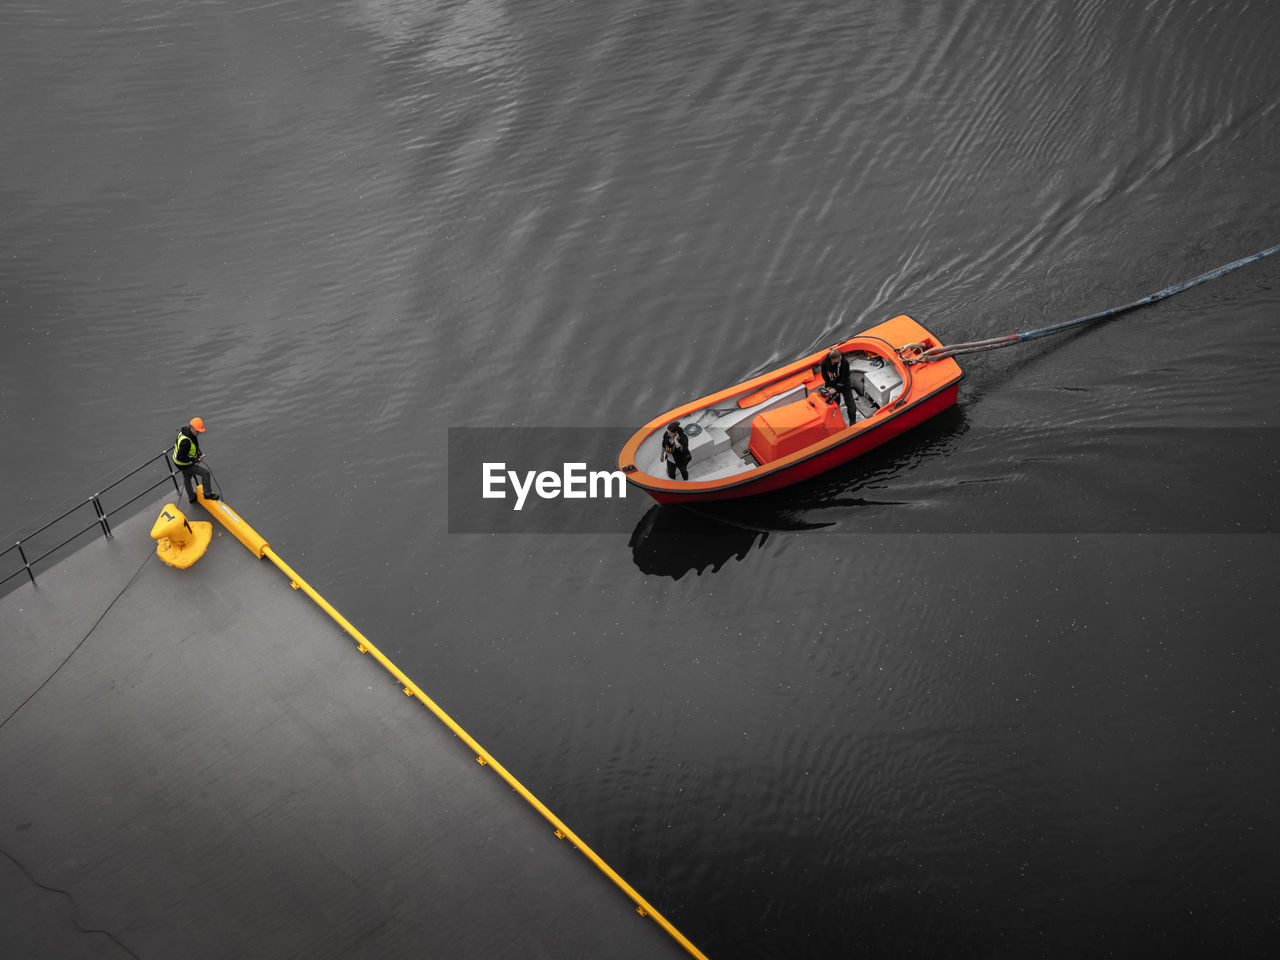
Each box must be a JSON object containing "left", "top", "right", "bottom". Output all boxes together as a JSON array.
[{"left": 3, "top": 1, "right": 1279, "bottom": 956}]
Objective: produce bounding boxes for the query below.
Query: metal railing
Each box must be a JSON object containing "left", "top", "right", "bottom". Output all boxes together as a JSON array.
[{"left": 1, "top": 451, "right": 182, "bottom": 590}]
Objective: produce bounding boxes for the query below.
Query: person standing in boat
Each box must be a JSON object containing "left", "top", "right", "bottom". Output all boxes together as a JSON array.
[
  {"left": 821, "top": 348, "right": 857, "bottom": 424},
  {"left": 660, "top": 421, "right": 692, "bottom": 481},
  {"left": 172, "top": 416, "right": 220, "bottom": 504}
]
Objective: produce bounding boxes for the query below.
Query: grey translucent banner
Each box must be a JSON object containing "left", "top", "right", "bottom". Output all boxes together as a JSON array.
[
  {"left": 448, "top": 427, "right": 638, "bottom": 533},
  {"left": 447, "top": 426, "right": 1280, "bottom": 535}
]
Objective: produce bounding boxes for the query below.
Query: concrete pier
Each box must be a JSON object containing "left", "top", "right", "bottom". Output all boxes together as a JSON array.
[{"left": 0, "top": 501, "right": 694, "bottom": 959}]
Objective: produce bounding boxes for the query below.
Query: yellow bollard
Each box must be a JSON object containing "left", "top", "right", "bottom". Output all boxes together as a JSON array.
[{"left": 150, "top": 503, "right": 212, "bottom": 569}]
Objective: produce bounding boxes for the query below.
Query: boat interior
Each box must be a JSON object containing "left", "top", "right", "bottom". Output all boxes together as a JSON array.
[{"left": 637, "top": 347, "right": 906, "bottom": 482}]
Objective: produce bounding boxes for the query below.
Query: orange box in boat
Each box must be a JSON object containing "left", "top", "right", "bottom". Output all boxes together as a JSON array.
[
  {"left": 749, "top": 393, "right": 845, "bottom": 464},
  {"left": 617, "top": 315, "right": 964, "bottom": 503}
]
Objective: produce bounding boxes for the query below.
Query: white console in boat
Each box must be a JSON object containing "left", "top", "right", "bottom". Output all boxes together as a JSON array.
[{"left": 860, "top": 364, "right": 901, "bottom": 407}]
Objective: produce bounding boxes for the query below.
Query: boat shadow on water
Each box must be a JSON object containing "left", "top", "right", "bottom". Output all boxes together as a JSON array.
[
  {"left": 627, "top": 505, "right": 773, "bottom": 580},
  {"left": 627, "top": 406, "right": 968, "bottom": 578}
]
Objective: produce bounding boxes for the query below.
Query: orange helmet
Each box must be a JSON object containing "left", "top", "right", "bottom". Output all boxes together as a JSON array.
[{"left": 190, "top": 417, "right": 206, "bottom": 433}]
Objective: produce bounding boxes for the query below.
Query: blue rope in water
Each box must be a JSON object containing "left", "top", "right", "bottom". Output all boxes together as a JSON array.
[{"left": 913, "top": 242, "right": 1280, "bottom": 362}]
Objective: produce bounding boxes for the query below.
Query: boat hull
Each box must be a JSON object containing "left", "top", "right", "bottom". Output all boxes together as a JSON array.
[
  {"left": 640, "top": 381, "right": 959, "bottom": 504},
  {"left": 618, "top": 316, "right": 963, "bottom": 504}
]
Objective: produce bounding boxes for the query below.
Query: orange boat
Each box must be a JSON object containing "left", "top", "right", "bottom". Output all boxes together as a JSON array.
[{"left": 618, "top": 315, "right": 963, "bottom": 503}]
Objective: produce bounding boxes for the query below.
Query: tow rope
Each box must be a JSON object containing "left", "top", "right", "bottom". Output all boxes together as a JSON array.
[{"left": 900, "top": 242, "right": 1280, "bottom": 364}]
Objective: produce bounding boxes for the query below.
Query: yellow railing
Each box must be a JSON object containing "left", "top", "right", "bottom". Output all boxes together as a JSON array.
[{"left": 196, "top": 488, "right": 708, "bottom": 960}]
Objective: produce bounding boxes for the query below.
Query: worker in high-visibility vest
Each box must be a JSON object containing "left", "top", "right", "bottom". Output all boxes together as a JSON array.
[{"left": 172, "top": 416, "right": 220, "bottom": 504}]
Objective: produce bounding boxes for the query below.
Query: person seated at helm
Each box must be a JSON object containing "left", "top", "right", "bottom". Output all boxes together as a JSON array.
[
  {"left": 820, "top": 347, "right": 857, "bottom": 424},
  {"left": 660, "top": 421, "right": 692, "bottom": 481}
]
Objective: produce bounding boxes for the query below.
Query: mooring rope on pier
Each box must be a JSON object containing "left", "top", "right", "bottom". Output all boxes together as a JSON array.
[{"left": 902, "top": 242, "right": 1280, "bottom": 364}]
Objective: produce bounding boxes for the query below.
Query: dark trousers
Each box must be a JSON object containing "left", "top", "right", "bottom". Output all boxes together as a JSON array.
[
  {"left": 666, "top": 457, "right": 690, "bottom": 481},
  {"left": 178, "top": 462, "right": 212, "bottom": 501},
  {"left": 837, "top": 387, "right": 857, "bottom": 423}
]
